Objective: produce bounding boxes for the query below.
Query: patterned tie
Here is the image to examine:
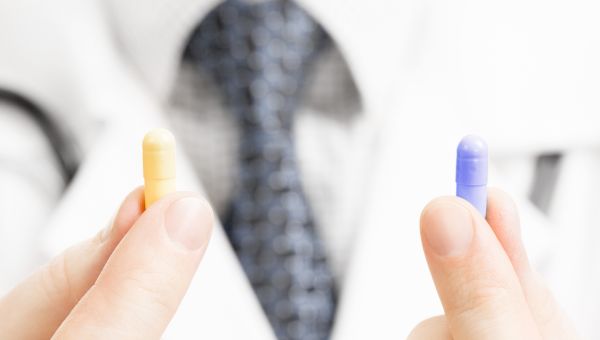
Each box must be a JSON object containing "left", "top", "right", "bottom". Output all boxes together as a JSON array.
[{"left": 185, "top": 1, "right": 336, "bottom": 339}]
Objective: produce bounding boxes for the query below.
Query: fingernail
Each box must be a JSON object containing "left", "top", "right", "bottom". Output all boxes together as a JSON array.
[
  {"left": 422, "top": 201, "right": 474, "bottom": 257},
  {"left": 165, "top": 197, "right": 211, "bottom": 250}
]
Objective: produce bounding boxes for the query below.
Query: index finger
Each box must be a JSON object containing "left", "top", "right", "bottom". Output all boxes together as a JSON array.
[{"left": 0, "top": 187, "right": 144, "bottom": 339}]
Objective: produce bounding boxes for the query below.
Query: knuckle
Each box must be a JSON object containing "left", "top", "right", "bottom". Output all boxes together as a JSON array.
[
  {"left": 448, "top": 275, "right": 514, "bottom": 320},
  {"left": 107, "top": 269, "right": 175, "bottom": 318},
  {"left": 39, "top": 253, "right": 73, "bottom": 303},
  {"left": 530, "top": 283, "right": 559, "bottom": 327}
]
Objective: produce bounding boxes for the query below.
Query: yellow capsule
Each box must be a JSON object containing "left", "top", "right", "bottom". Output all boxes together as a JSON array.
[{"left": 143, "top": 128, "right": 176, "bottom": 208}]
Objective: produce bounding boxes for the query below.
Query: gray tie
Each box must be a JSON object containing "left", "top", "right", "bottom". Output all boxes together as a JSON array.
[{"left": 185, "top": 1, "right": 336, "bottom": 339}]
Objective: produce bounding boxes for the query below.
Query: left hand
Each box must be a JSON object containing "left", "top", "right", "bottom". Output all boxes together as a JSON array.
[
  {"left": 0, "top": 187, "right": 213, "bottom": 339},
  {"left": 408, "top": 188, "right": 579, "bottom": 340}
]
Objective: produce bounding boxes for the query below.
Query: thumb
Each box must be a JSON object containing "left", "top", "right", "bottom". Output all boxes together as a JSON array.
[
  {"left": 420, "top": 196, "right": 540, "bottom": 340},
  {"left": 53, "top": 192, "right": 213, "bottom": 339}
]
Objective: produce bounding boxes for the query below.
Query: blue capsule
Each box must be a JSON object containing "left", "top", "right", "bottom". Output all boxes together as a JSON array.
[{"left": 456, "top": 135, "right": 488, "bottom": 216}]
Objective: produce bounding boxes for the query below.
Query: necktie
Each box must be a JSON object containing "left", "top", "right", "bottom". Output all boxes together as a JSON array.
[{"left": 185, "top": 1, "right": 336, "bottom": 339}]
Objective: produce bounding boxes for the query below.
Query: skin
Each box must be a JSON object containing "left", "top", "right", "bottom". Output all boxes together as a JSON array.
[
  {"left": 0, "top": 188, "right": 213, "bottom": 339},
  {"left": 408, "top": 188, "right": 579, "bottom": 340},
  {"left": 0, "top": 187, "right": 578, "bottom": 339}
]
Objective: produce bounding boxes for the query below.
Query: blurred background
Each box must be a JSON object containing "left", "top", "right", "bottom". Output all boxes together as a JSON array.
[{"left": 1, "top": 0, "right": 600, "bottom": 338}]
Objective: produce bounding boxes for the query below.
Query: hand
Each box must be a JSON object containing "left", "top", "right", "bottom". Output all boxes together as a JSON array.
[
  {"left": 0, "top": 188, "right": 213, "bottom": 339},
  {"left": 409, "top": 189, "right": 579, "bottom": 339}
]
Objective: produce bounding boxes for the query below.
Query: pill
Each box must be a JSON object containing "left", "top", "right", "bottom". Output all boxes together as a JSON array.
[
  {"left": 456, "top": 135, "right": 488, "bottom": 216},
  {"left": 143, "top": 128, "right": 176, "bottom": 208}
]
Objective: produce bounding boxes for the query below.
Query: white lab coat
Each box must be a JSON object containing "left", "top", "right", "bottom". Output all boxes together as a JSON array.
[{"left": 1, "top": 0, "right": 600, "bottom": 338}]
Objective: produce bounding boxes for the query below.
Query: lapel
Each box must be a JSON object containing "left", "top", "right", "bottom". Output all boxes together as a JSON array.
[
  {"left": 296, "top": 0, "right": 558, "bottom": 336},
  {"left": 292, "top": 0, "right": 445, "bottom": 334},
  {"left": 33, "top": 2, "right": 275, "bottom": 335},
  {"left": 42, "top": 113, "right": 275, "bottom": 339},
  {"left": 328, "top": 107, "right": 557, "bottom": 338}
]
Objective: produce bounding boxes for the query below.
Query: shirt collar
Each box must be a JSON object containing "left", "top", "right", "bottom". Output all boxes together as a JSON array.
[
  {"left": 103, "top": 0, "right": 220, "bottom": 99},
  {"left": 105, "top": 0, "right": 413, "bottom": 118}
]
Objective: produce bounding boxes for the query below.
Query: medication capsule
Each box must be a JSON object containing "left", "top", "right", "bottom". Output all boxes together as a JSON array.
[
  {"left": 143, "top": 128, "right": 176, "bottom": 208},
  {"left": 456, "top": 135, "right": 488, "bottom": 216}
]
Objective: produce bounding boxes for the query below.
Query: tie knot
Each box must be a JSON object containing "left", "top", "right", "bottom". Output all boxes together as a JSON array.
[{"left": 186, "top": 0, "right": 329, "bottom": 131}]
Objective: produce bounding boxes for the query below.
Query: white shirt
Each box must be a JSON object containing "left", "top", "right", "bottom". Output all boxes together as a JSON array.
[{"left": 1, "top": 0, "right": 600, "bottom": 338}]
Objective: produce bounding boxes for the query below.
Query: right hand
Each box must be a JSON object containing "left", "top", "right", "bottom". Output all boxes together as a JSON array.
[{"left": 408, "top": 189, "right": 579, "bottom": 340}]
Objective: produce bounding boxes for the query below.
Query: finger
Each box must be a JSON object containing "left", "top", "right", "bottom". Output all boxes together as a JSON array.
[
  {"left": 53, "top": 192, "right": 214, "bottom": 340},
  {"left": 486, "top": 188, "right": 579, "bottom": 339},
  {"left": 420, "top": 196, "right": 540, "bottom": 340},
  {"left": 407, "top": 315, "right": 452, "bottom": 340},
  {"left": 485, "top": 188, "right": 531, "bottom": 278},
  {"left": 0, "top": 187, "right": 144, "bottom": 340}
]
